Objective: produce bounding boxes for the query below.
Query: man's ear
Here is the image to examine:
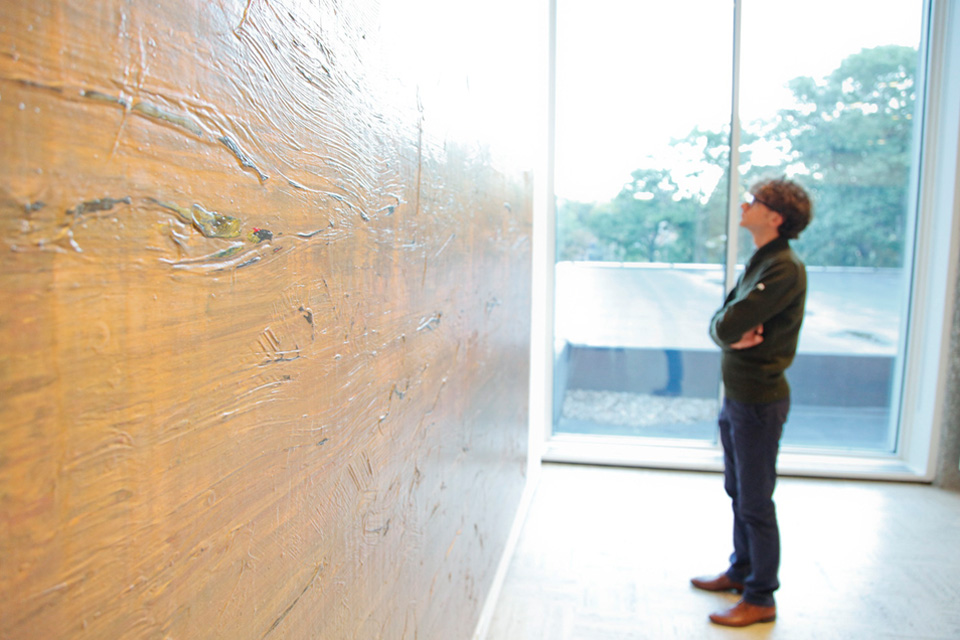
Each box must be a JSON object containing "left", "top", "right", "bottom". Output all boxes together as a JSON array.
[{"left": 770, "top": 211, "right": 784, "bottom": 231}]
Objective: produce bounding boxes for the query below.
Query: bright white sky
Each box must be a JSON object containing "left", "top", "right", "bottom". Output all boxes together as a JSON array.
[{"left": 555, "top": 0, "right": 925, "bottom": 202}]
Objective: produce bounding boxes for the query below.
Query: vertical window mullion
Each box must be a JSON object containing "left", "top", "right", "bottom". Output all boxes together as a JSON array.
[{"left": 724, "top": 0, "right": 744, "bottom": 294}]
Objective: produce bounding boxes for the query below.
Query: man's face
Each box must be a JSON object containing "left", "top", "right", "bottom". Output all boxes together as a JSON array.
[{"left": 739, "top": 194, "right": 782, "bottom": 234}]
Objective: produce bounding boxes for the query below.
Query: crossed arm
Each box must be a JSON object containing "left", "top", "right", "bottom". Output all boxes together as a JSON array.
[
  {"left": 729, "top": 325, "right": 764, "bottom": 350},
  {"left": 711, "top": 259, "right": 802, "bottom": 352}
]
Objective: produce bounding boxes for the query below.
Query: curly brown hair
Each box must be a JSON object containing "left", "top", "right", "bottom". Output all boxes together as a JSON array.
[{"left": 751, "top": 178, "right": 813, "bottom": 240}]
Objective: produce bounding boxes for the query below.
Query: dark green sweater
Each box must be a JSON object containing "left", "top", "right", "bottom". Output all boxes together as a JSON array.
[{"left": 709, "top": 236, "right": 807, "bottom": 403}]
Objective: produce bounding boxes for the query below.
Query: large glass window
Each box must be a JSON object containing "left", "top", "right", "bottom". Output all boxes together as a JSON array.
[
  {"left": 552, "top": 0, "right": 925, "bottom": 455},
  {"left": 737, "top": 0, "right": 923, "bottom": 453}
]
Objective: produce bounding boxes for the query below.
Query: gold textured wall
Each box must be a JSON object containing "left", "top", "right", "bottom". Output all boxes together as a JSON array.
[{"left": 0, "top": 0, "right": 536, "bottom": 637}]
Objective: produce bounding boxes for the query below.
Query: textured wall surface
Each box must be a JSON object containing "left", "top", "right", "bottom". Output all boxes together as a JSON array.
[{"left": 0, "top": 1, "right": 536, "bottom": 638}]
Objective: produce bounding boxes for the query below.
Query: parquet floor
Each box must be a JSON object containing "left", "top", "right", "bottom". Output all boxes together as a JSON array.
[{"left": 486, "top": 463, "right": 960, "bottom": 639}]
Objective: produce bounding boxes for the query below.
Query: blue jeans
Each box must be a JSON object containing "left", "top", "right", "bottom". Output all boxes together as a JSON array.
[{"left": 718, "top": 396, "right": 790, "bottom": 608}]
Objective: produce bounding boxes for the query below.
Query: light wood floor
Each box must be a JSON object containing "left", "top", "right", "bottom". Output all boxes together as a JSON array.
[{"left": 486, "top": 463, "right": 960, "bottom": 639}]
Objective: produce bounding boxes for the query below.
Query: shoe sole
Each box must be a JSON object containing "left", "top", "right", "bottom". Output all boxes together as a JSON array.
[
  {"left": 709, "top": 614, "right": 776, "bottom": 627},
  {"left": 690, "top": 580, "right": 745, "bottom": 593}
]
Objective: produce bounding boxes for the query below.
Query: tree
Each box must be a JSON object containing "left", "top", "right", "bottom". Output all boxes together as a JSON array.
[
  {"left": 556, "top": 168, "right": 701, "bottom": 263},
  {"left": 570, "top": 126, "right": 763, "bottom": 265},
  {"left": 774, "top": 45, "right": 917, "bottom": 267},
  {"left": 556, "top": 45, "right": 918, "bottom": 268},
  {"left": 596, "top": 168, "right": 697, "bottom": 262},
  {"left": 556, "top": 199, "right": 603, "bottom": 261}
]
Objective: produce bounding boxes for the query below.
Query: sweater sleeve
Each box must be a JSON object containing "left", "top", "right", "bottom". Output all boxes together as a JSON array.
[{"left": 709, "top": 260, "right": 803, "bottom": 347}]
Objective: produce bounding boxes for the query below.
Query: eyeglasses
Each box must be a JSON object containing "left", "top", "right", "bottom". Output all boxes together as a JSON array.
[{"left": 744, "top": 192, "right": 777, "bottom": 212}]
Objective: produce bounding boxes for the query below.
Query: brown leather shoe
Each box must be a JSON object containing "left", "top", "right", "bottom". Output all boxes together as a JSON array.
[
  {"left": 709, "top": 599, "right": 776, "bottom": 627},
  {"left": 690, "top": 573, "right": 744, "bottom": 593}
]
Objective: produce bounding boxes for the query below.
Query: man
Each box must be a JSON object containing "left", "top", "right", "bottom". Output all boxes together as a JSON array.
[{"left": 692, "top": 178, "right": 813, "bottom": 627}]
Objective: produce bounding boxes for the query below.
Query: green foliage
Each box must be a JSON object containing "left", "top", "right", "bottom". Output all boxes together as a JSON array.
[
  {"left": 778, "top": 45, "right": 916, "bottom": 267},
  {"left": 558, "top": 169, "right": 698, "bottom": 262},
  {"left": 557, "top": 45, "right": 918, "bottom": 268}
]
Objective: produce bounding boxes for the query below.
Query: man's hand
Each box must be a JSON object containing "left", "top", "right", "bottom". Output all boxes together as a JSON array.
[{"left": 730, "top": 325, "right": 764, "bottom": 350}]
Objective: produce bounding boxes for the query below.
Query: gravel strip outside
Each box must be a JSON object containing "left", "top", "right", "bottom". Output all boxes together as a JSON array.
[{"left": 562, "top": 389, "right": 720, "bottom": 427}]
